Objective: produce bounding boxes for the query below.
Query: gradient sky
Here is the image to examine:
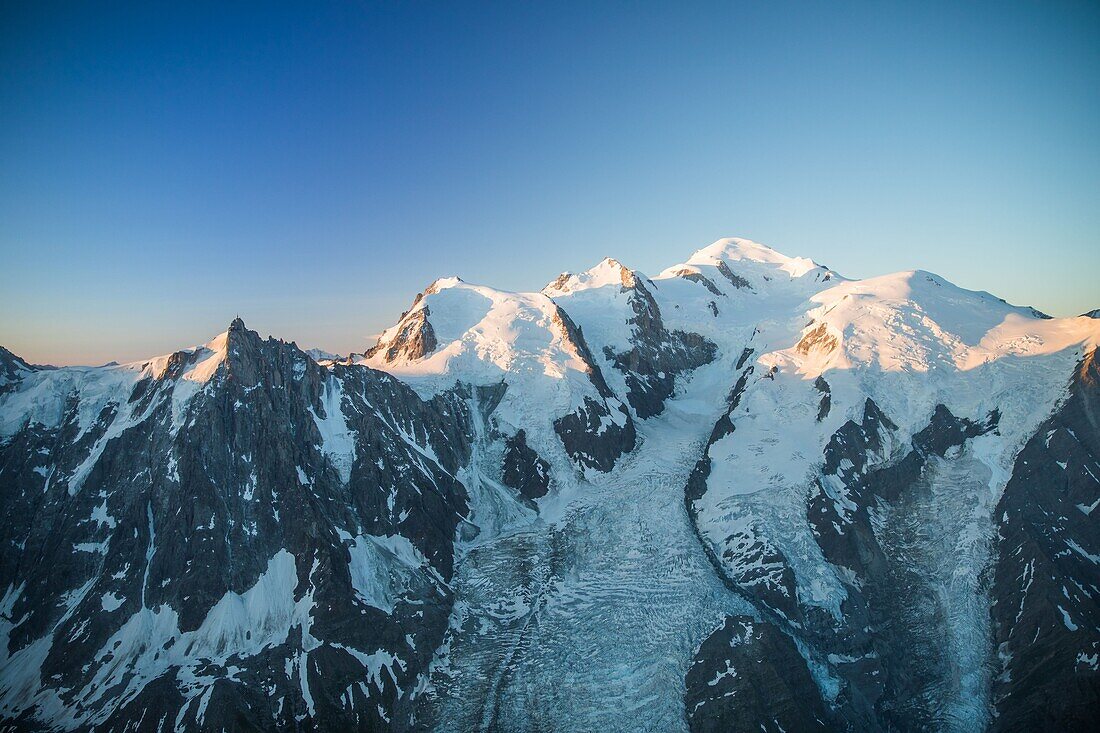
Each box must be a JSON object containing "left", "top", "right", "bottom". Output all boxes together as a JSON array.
[{"left": 2, "top": 1, "right": 1098, "bottom": 366}]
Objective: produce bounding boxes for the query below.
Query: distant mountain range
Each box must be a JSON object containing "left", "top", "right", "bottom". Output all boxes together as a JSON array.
[{"left": 1, "top": 238, "right": 1097, "bottom": 731}]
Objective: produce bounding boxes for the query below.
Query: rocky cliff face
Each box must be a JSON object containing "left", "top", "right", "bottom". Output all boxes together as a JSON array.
[
  {"left": 0, "top": 347, "right": 45, "bottom": 391},
  {"left": 989, "top": 350, "right": 1100, "bottom": 731},
  {"left": 500, "top": 429, "right": 550, "bottom": 500},
  {"left": 686, "top": 615, "right": 835, "bottom": 732},
  {"left": 368, "top": 307, "right": 438, "bottom": 363},
  {"left": 544, "top": 258, "right": 717, "bottom": 420},
  {"left": 548, "top": 308, "right": 636, "bottom": 472},
  {"left": 0, "top": 320, "right": 478, "bottom": 730},
  {"left": 1, "top": 238, "right": 1097, "bottom": 732},
  {"left": 599, "top": 270, "right": 716, "bottom": 419}
]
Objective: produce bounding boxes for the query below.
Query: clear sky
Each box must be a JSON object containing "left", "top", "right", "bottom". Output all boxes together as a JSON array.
[{"left": 2, "top": 1, "right": 1098, "bottom": 366}]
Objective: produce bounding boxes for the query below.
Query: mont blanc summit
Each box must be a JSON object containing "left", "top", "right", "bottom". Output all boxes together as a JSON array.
[{"left": 1, "top": 238, "right": 1097, "bottom": 732}]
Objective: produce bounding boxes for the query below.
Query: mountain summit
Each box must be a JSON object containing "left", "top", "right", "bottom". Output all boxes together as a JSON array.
[
  {"left": 1, "top": 237, "right": 1097, "bottom": 732},
  {"left": 686, "top": 236, "right": 829, "bottom": 276}
]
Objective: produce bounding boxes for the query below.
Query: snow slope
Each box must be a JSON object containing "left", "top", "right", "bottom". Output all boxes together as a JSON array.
[{"left": 361, "top": 277, "right": 632, "bottom": 480}]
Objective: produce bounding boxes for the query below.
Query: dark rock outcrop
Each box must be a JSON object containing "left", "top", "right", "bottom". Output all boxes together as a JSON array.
[
  {"left": 669, "top": 267, "right": 724, "bottom": 297},
  {"left": 714, "top": 260, "right": 752, "bottom": 290},
  {"left": 688, "top": 385, "right": 1016, "bottom": 732},
  {"left": 366, "top": 304, "right": 438, "bottom": 362},
  {"left": 808, "top": 402, "right": 999, "bottom": 577},
  {"left": 551, "top": 308, "right": 637, "bottom": 472},
  {"left": 599, "top": 270, "right": 716, "bottom": 419},
  {"left": 990, "top": 349, "right": 1100, "bottom": 731},
  {"left": 800, "top": 402, "right": 1002, "bottom": 728},
  {"left": 814, "top": 376, "right": 831, "bottom": 421},
  {"left": 686, "top": 615, "right": 835, "bottom": 732},
  {"left": 0, "top": 320, "right": 477, "bottom": 730},
  {"left": 553, "top": 396, "right": 636, "bottom": 474},
  {"left": 0, "top": 346, "right": 42, "bottom": 392},
  {"left": 501, "top": 429, "right": 551, "bottom": 500}
]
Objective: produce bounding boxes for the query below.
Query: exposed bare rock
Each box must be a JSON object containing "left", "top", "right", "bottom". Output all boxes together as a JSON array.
[
  {"left": 687, "top": 616, "right": 835, "bottom": 732},
  {"left": 669, "top": 266, "right": 724, "bottom": 297},
  {"left": 502, "top": 429, "right": 551, "bottom": 500},
  {"left": 990, "top": 350, "right": 1100, "bottom": 731}
]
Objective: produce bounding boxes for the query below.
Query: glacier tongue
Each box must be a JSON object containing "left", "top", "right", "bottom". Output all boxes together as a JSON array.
[{"left": 417, "top": 355, "right": 756, "bottom": 731}]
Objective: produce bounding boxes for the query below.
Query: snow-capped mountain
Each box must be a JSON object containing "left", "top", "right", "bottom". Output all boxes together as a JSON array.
[{"left": 1, "top": 238, "right": 1096, "bottom": 732}]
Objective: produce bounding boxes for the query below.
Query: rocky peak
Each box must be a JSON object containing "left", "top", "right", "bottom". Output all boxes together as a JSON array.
[
  {"left": 543, "top": 257, "right": 648, "bottom": 297},
  {"left": 543, "top": 271, "right": 574, "bottom": 294},
  {"left": 597, "top": 257, "right": 635, "bottom": 288},
  {"left": 0, "top": 345, "right": 37, "bottom": 389},
  {"left": 305, "top": 347, "right": 342, "bottom": 363},
  {"left": 0, "top": 345, "right": 31, "bottom": 369},
  {"left": 425, "top": 276, "right": 463, "bottom": 295},
  {"left": 374, "top": 308, "right": 437, "bottom": 363},
  {"left": 213, "top": 320, "right": 262, "bottom": 378},
  {"left": 364, "top": 287, "right": 440, "bottom": 363}
]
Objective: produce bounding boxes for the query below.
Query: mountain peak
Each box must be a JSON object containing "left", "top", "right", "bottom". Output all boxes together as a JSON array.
[
  {"left": 0, "top": 345, "right": 30, "bottom": 368},
  {"left": 588, "top": 257, "right": 638, "bottom": 286},
  {"left": 425, "top": 276, "right": 464, "bottom": 295},
  {"left": 0, "top": 345, "right": 37, "bottom": 387},
  {"left": 544, "top": 257, "right": 640, "bottom": 296},
  {"left": 219, "top": 316, "right": 257, "bottom": 352},
  {"left": 687, "top": 237, "right": 826, "bottom": 278}
]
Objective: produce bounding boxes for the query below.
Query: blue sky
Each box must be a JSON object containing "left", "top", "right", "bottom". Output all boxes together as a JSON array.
[{"left": 2, "top": 1, "right": 1097, "bottom": 365}]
